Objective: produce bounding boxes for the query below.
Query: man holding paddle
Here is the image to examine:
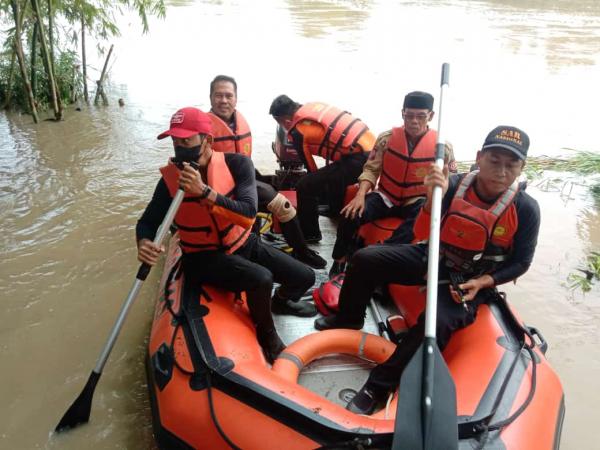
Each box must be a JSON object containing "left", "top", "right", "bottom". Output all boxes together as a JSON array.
[
  {"left": 54, "top": 107, "right": 316, "bottom": 432},
  {"left": 317, "top": 125, "right": 541, "bottom": 415},
  {"left": 327, "top": 91, "right": 457, "bottom": 278},
  {"left": 136, "top": 107, "right": 315, "bottom": 363}
]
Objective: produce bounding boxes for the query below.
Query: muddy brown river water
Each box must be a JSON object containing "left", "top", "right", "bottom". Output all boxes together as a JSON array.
[{"left": 1, "top": 1, "right": 599, "bottom": 448}]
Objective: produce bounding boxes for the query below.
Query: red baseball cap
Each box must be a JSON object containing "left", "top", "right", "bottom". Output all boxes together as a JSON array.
[{"left": 157, "top": 107, "right": 213, "bottom": 140}]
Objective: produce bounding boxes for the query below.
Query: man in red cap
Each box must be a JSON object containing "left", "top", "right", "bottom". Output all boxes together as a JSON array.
[{"left": 136, "top": 107, "right": 316, "bottom": 363}]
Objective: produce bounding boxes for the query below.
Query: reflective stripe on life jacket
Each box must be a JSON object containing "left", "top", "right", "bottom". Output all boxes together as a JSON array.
[
  {"left": 159, "top": 152, "right": 250, "bottom": 254},
  {"left": 208, "top": 111, "right": 252, "bottom": 157},
  {"left": 440, "top": 171, "right": 519, "bottom": 274},
  {"left": 377, "top": 127, "right": 437, "bottom": 205},
  {"left": 289, "top": 102, "right": 370, "bottom": 162}
]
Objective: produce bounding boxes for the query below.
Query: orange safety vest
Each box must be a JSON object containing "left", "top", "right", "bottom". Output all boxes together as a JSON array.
[
  {"left": 208, "top": 111, "right": 252, "bottom": 157},
  {"left": 159, "top": 152, "right": 251, "bottom": 254},
  {"left": 377, "top": 127, "right": 437, "bottom": 206},
  {"left": 440, "top": 171, "right": 519, "bottom": 274},
  {"left": 289, "top": 102, "right": 370, "bottom": 163}
]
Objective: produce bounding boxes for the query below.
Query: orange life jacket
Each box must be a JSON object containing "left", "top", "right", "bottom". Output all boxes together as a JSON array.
[
  {"left": 440, "top": 171, "right": 519, "bottom": 274},
  {"left": 208, "top": 111, "right": 252, "bottom": 157},
  {"left": 160, "top": 152, "right": 251, "bottom": 254},
  {"left": 289, "top": 102, "right": 370, "bottom": 163},
  {"left": 377, "top": 127, "right": 437, "bottom": 206}
]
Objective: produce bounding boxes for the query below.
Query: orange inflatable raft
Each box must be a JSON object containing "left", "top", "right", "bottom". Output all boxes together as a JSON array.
[{"left": 146, "top": 236, "right": 564, "bottom": 449}]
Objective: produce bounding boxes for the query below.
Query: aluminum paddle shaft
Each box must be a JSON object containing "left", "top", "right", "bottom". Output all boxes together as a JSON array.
[
  {"left": 421, "top": 62, "right": 454, "bottom": 447},
  {"left": 55, "top": 188, "right": 185, "bottom": 432},
  {"left": 94, "top": 188, "right": 185, "bottom": 373},
  {"left": 393, "top": 63, "right": 457, "bottom": 450},
  {"left": 424, "top": 64, "right": 450, "bottom": 339}
]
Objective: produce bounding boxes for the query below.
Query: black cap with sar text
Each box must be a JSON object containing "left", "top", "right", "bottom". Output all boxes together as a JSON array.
[{"left": 481, "top": 125, "right": 529, "bottom": 160}]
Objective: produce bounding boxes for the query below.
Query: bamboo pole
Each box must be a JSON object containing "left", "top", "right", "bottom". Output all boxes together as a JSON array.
[
  {"left": 30, "top": 0, "right": 61, "bottom": 120},
  {"left": 4, "top": 0, "right": 27, "bottom": 110},
  {"left": 10, "top": 0, "right": 39, "bottom": 123},
  {"left": 94, "top": 44, "right": 113, "bottom": 106},
  {"left": 30, "top": 22, "right": 38, "bottom": 98},
  {"left": 2, "top": 50, "right": 16, "bottom": 110},
  {"left": 69, "top": 62, "right": 77, "bottom": 104},
  {"left": 81, "top": 13, "right": 89, "bottom": 104},
  {"left": 47, "top": 0, "right": 54, "bottom": 72},
  {"left": 46, "top": 0, "right": 62, "bottom": 112}
]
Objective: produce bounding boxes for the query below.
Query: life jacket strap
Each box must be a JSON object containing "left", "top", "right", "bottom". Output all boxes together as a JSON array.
[{"left": 317, "top": 110, "right": 349, "bottom": 164}]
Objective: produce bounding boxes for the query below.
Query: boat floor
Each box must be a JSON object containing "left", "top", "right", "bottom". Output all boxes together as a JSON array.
[{"left": 270, "top": 215, "right": 397, "bottom": 409}]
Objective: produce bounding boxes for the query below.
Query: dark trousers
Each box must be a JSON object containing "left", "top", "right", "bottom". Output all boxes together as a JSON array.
[
  {"left": 332, "top": 193, "right": 423, "bottom": 260},
  {"left": 256, "top": 179, "right": 278, "bottom": 210},
  {"left": 182, "top": 233, "right": 315, "bottom": 333},
  {"left": 296, "top": 153, "right": 368, "bottom": 238},
  {"left": 336, "top": 243, "right": 488, "bottom": 395}
]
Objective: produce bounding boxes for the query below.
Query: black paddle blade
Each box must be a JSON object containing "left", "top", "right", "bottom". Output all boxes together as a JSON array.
[
  {"left": 392, "top": 344, "right": 458, "bottom": 450},
  {"left": 55, "top": 371, "right": 101, "bottom": 432}
]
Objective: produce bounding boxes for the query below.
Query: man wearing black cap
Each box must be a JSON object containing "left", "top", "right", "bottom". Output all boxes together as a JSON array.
[
  {"left": 320, "top": 125, "right": 541, "bottom": 415},
  {"left": 327, "top": 91, "right": 457, "bottom": 278},
  {"left": 136, "top": 107, "right": 316, "bottom": 363},
  {"left": 269, "top": 95, "right": 376, "bottom": 243}
]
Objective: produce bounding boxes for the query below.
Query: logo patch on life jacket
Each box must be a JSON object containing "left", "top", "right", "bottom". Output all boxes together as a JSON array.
[
  {"left": 449, "top": 225, "right": 466, "bottom": 239},
  {"left": 493, "top": 226, "right": 506, "bottom": 237},
  {"left": 243, "top": 143, "right": 250, "bottom": 155},
  {"left": 415, "top": 167, "right": 428, "bottom": 178}
]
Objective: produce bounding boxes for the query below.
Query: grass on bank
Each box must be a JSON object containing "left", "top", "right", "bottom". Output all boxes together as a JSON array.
[
  {"left": 523, "top": 151, "right": 600, "bottom": 178},
  {"left": 525, "top": 152, "right": 600, "bottom": 295},
  {"left": 456, "top": 150, "right": 600, "bottom": 178}
]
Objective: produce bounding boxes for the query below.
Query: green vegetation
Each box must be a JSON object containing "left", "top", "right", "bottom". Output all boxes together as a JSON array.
[
  {"left": 567, "top": 251, "right": 600, "bottom": 294},
  {"left": 591, "top": 183, "right": 600, "bottom": 198},
  {"left": 512, "top": 151, "right": 600, "bottom": 295},
  {"left": 459, "top": 151, "right": 600, "bottom": 201},
  {"left": 525, "top": 151, "right": 600, "bottom": 176},
  {"left": 0, "top": 0, "right": 166, "bottom": 122},
  {"left": 0, "top": 44, "right": 80, "bottom": 112},
  {"left": 525, "top": 152, "right": 600, "bottom": 202},
  {"left": 458, "top": 151, "right": 600, "bottom": 177}
]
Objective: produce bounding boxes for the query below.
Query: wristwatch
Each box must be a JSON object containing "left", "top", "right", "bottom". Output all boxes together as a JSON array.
[{"left": 198, "top": 185, "right": 211, "bottom": 199}]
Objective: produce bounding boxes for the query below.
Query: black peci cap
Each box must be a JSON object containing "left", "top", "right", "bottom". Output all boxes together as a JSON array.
[{"left": 403, "top": 91, "right": 434, "bottom": 110}]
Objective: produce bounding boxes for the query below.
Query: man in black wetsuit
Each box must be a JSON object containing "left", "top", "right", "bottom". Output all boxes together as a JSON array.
[
  {"left": 314, "top": 126, "right": 541, "bottom": 414},
  {"left": 136, "top": 107, "right": 316, "bottom": 363}
]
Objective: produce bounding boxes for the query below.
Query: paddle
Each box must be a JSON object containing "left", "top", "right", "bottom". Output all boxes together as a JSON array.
[
  {"left": 55, "top": 188, "right": 186, "bottom": 432},
  {"left": 391, "top": 63, "right": 458, "bottom": 450},
  {"left": 370, "top": 298, "right": 393, "bottom": 341}
]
